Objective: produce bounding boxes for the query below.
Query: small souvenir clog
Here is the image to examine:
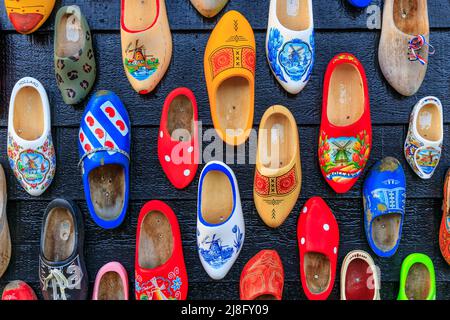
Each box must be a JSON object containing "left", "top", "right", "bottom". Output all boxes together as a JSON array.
[
  {"left": 158, "top": 88, "right": 199, "bottom": 189},
  {"left": 347, "top": 0, "right": 371, "bottom": 8},
  {"left": 439, "top": 169, "right": 450, "bottom": 265},
  {"left": 93, "top": 262, "right": 129, "bottom": 300},
  {"left": 4, "top": 0, "right": 56, "bottom": 34},
  {"left": 363, "top": 157, "right": 406, "bottom": 258},
  {"left": 197, "top": 161, "right": 245, "bottom": 280},
  {"left": 266, "top": 0, "right": 314, "bottom": 94},
  {"left": 135, "top": 200, "right": 188, "bottom": 300},
  {"left": 319, "top": 53, "right": 372, "bottom": 194},
  {"left": 254, "top": 105, "right": 301, "bottom": 228},
  {"left": 297, "top": 197, "right": 339, "bottom": 300},
  {"left": 2, "top": 281, "right": 37, "bottom": 300},
  {"left": 39, "top": 199, "right": 88, "bottom": 300},
  {"left": 120, "top": 0, "right": 172, "bottom": 94},
  {"left": 340, "top": 250, "right": 380, "bottom": 300},
  {"left": 397, "top": 253, "right": 436, "bottom": 300},
  {"left": 404, "top": 96, "right": 443, "bottom": 179},
  {"left": 7, "top": 77, "right": 56, "bottom": 197},
  {"left": 78, "top": 90, "right": 131, "bottom": 229},
  {"left": 379, "top": 0, "right": 431, "bottom": 96},
  {"left": 0, "top": 165, "right": 11, "bottom": 279},
  {"left": 240, "top": 250, "right": 284, "bottom": 300},
  {"left": 54, "top": 5, "right": 96, "bottom": 105},
  {"left": 204, "top": 10, "right": 256, "bottom": 146},
  {"left": 190, "top": 0, "right": 229, "bottom": 18}
]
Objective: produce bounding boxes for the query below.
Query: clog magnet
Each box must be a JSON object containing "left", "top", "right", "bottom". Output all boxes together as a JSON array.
[{"left": 5, "top": 0, "right": 56, "bottom": 34}]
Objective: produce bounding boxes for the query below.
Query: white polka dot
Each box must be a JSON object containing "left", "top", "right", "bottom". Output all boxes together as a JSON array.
[
  {"left": 333, "top": 247, "right": 337, "bottom": 254},
  {"left": 188, "top": 146, "right": 193, "bottom": 153},
  {"left": 165, "top": 155, "right": 171, "bottom": 162},
  {"left": 303, "top": 207, "right": 308, "bottom": 213},
  {"left": 184, "top": 169, "right": 190, "bottom": 177},
  {"left": 160, "top": 131, "right": 163, "bottom": 138},
  {"left": 301, "top": 237, "right": 305, "bottom": 245},
  {"left": 323, "top": 224, "right": 330, "bottom": 231}
]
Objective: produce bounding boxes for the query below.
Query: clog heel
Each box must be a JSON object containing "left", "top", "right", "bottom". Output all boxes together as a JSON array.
[
  {"left": 190, "top": 0, "right": 229, "bottom": 18},
  {"left": 398, "top": 253, "right": 436, "bottom": 300},
  {"left": 5, "top": 0, "right": 56, "bottom": 34}
]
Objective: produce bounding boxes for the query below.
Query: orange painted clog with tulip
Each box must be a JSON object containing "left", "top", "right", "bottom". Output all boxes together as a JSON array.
[{"left": 5, "top": 0, "right": 56, "bottom": 34}]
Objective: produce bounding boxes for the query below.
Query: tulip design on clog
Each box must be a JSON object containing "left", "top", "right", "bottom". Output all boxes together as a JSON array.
[
  {"left": 266, "top": 0, "right": 314, "bottom": 94},
  {"left": 439, "top": 169, "right": 450, "bottom": 265},
  {"left": 7, "top": 77, "right": 56, "bottom": 197},
  {"left": 2, "top": 281, "right": 37, "bottom": 300},
  {"left": 5, "top": 0, "right": 56, "bottom": 34},
  {"left": 397, "top": 253, "right": 436, "bottom": 300},
  {"left": 404, "top": 96, "right": 443, "bottom": 179},
  {"left": 197, "top": 161, "right": 245, "bottom": 280},
  {"left": 93, "top": 262, "right": 129, "bottom": 300},
  {"left": 190, "top": 0, "right": 229, "bottom": 18}
]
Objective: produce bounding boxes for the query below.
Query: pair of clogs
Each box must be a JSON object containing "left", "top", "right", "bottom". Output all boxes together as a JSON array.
[
  {"left": 92, "top": 262, "right": 129, "bottom": 300},
  {"left": 5, "top": 0, "right": 55, "bottom": 34},
  {"left": 2, "top": 281, "right": 37, "bottom": 300},
  {"left": 397, "top": 253, "right": 436, "bottom": 300},
  {"left": 190, "top": 0, "right": 229, "bottom": 18}
]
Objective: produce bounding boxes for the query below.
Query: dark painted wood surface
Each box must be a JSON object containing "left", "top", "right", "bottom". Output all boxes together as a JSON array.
[{"left": 0, "top": 0, "right": 450, "bottom": 300}]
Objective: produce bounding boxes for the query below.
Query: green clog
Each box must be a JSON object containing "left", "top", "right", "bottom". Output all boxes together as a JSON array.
[{"left": 397, "top": 253, "right": 436, "bottom": 300}]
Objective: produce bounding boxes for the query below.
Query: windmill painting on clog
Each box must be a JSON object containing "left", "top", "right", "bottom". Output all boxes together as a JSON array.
[
  {"left": 266, "top": 0, "right": 314, "bottom": 94},
  {"left": 404, "top": 96, "right": 443, "bottom": 179},
  {"left": 197, "top": 161, "right": 245, "bottom": 280},
  {"left": 7, "top": 77, "right": 56, "bottom": 197},
  {"left": 319, "top": 53, "right": 372, "bottom": 194},
  {"left": 78, "top": 91, "right": 131, "bottom": 229},
  {"left": 5, "top": 0, "right": 56, "bottom": 34},
  {"left": 439, "top": 169, "right": 450, "bottom": 265}
]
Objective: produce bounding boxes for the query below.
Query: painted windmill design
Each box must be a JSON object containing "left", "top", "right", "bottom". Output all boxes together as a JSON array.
[
  {"left": 332, "top": 140, "right": 352, "bottom": 166},
  {"left": 126, "top": 40, "right": 155, "bottom": 70}
]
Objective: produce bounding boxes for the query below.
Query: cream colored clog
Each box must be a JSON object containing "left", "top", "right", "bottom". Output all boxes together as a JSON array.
[{"left": 190, "top": 0, "right": 229, "bottom": 18}]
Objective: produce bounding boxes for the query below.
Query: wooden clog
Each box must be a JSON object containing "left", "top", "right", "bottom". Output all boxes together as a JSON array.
[
  {"left": 0, "top": 165, "right": 11, "bottom": 279},
  {"left": 347, "top": 0, "right": 371, "bottom": 8},
  {"left": 190, "top": 0, "right": 229, "bottom": 18},
  {"left": 397, "top": 253, "right": 436, "bottom": 300},
  {"left": 439, "top": 169, "right": 450, "bottom": 265},
  {"left": 120, "top": 0, "right": 172, "bottom": 94},
  {"left": 2, "top": 281, "right": 37, "bottom": 300},
  {"left": 379, "top": 0, "right": 430, "bottom": 96},
  {"left": 93, "top": 262, "right": 129, "bottom": 300},
  {"left": 5, "top": 0, "right": 56, "bottom": 34},
  {"left": 254, "top": 105, "right": 301, "bottom": 228},
  {"left": 319, "top": 53, "right": 371, "bottom": 194},
  {"left": 204, "top": 10, "right": 256, "bottom": 146}
]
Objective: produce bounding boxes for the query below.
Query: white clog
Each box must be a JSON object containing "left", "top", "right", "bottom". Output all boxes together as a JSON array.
[
  {"left": 197, "top": 161, "right": 245, "bottom": 280},
  {"left": 266, "top": 0, "right": 314, "bottom": 94},
  {"left": 7, "top": 77, "right": 56, "bottom": 196}
]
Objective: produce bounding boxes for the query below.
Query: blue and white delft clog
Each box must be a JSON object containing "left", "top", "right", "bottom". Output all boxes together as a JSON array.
[
  {"left": 347, "top": 0, "right": 372, "bottom": 8},
  {"left": 78, "top": 90, "right": 131, "bottom": 229},
  {"left": 363, "top": 157, "right": 406, "bottom": 258},
  {"left": 197, "top": 161, "right": 245, "bottom": 280}
]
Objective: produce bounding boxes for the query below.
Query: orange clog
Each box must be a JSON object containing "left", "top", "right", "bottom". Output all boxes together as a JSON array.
[
  {"left": 5, "top": 0, "right": 56, "bottom": 34},
  {"left": 440, "top": 169, "right": 450, "bottom": 265}
]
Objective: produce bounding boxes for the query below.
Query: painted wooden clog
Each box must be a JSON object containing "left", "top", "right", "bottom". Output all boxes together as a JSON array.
[
  {"left": 197, "top": 161, "right": 245, "bottom": 280},
  {"left": 135, "top": 200, "right": 188, "bottom": 300},
  {"left": 347, "top": 0, "right": 371, "bottom": 8},
  {"left": 204, "top": 10, "right": 256, "bottom": 146},
  {"left": 78, "top": 91, "right": 131, "bottom": 229},
  {"left": 39, "top": 199, "right": 88, "bottom": 300},
  {"left": 397, "top": 253, "right": 436, "bottom": 300},
  {"left": 240, "top": 250, "right": 284, "bottom": 300},
  {"left": 319, "top": 53, "right": 371, "bottom": 194},
  {"left": 254, "top": 105, "right": 301, "bottom": 228},
  {"left": 439, "top": 169, "right": 450, "bottom": 265},
  {"left": 7, "top": 77, "right": 56, "bottom": 197},
  {"left": 266, "top": 0, "right": 314, "bottom": 94},
  {"left": 404, "top": 96, "right": 443, "bottom": 179},
  {"left": 0, "top": 164, "right": 10, "bottom": 279},
  {"left": 54, "top": 5, "right": 96, "bottom": 105},
  {"left": 379, "top": 0, "right": 431, "bottom": 96},
  {"left": 190, "top": 0, "right": 229, "bottom": 18},
  {"left": 4, "top": 0, "right": 56, "bottom": 34},
  {"left": 120, "top": 0, "right": 172, "bottom": 94},
  {"left": 158, "top": 87, "right": 199, "bottom": 189},
  {"left": 93, "top": 262, "right": 129, "bottom": 300},
  {"left": 2, "top": 281, "right": 37, "bottom": 300},
  {"left": 340, "top": 250, "right": 380, "bottom": 300},
  {"left": 297, "top": 197, "right": 339, "bottom": 300},
  {"left": 363, "top": 157, "right": 406, "bottom": 258}
]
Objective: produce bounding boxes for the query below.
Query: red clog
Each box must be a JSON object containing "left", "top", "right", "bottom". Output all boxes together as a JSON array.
[
  {"left": 158, "top": 88, "right": 199, "bottom": 189},
  {"left": 297, "top": 197, "right": 339, "bottom": 300},
  {"left": 135, "top": 200, "right": 188, "bottom": 300},
  {"left": 240, "top": 250, "right": 284, "bottom": 300},
  {"left": 319, "top": 53, "right": 372, "bottom": 194},
  {"left": 2, "top": 281, "right": 37, "bottom": 300}
]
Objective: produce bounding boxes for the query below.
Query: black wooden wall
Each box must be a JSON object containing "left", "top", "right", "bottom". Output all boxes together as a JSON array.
[{"left": 0, "top": 0, "right": 449, "bottom": 300}]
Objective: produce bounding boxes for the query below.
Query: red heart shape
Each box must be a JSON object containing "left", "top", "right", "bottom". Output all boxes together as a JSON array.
[
  {"left": 116, "top": 120, "right": 125, "bottom": 131},
  {"left": 86, "top": 116, "right": 94, "bottom": 127},
  {"left": 79, "top": 132, "right": 84, "bottom": 143},
  {"left": 95, "top": 128, "right": 104, "bottom": 139},
  {"left": 84, "top": 144, "right": 92, "bottom": 152},
  {"left": 105, "top": 141, "right": 114, "bottom": 148},
  {"left": 105, "top": 106, "right": 115, "bottom": 118}
]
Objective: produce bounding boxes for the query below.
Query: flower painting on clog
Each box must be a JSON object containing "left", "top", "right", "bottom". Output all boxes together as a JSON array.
[
  {"left": 124, "top": 40, "right": 160, "bottom": 81},
  {"left": 135, "top": 267, "right": 183, "bottom": 300}
]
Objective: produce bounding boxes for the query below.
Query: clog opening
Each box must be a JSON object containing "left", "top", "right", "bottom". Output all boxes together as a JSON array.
[
  {"left": 393, "top": 0, "right": 428, "bottom": 35},
  {"left": 138, "top": 210, "right": 174, "bottom": 269},
  {"left": 405, "top": 262, "right": 430, "bottom": 300},
  {"left": 88, "top": 164, "right": 125, "bottom": 221},
  {"left": 201, "top": 170, "right": 233, "bottom": 224},
  {"left": 345, "top": 258, "right": 375, "bottom": 300},
  {"left": 327, "top": 63, "right": 364, "bottom": 127},
  {"left": 13, "top": 86, "right": 44, "bottom": 141},
  {"left": 167, "top": 95, "right": 194, "bottom": 142},
  {"left": 97, "top": 271, "right": 125, "bottom": 300},
  {"left": 276, "top": 0, "right": 310, "bottom": 31},
  {"left": 123, "top": 0, "right": 158, "bottom": 31},
  {"left": 416, "top": 103, "right": 442, "bottom": 142},
  {"left": 56, "top": 11, "right": 85, "bottom": 58},
  {"left": 43, "top": 207, "right": 75, "bottom": 262},
  {"left": 371, "top": 214, "right": 401, "bottom": 253},
  {"left": 304, "top": 252, "right": 331, "bottom": 295}
]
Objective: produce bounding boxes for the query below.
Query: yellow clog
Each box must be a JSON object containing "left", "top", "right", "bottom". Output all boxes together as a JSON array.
[{"left": 5, "top": 0, "right": 56, "bottom": 34}]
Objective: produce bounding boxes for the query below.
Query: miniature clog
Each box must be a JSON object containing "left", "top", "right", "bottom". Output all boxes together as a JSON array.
[
  {"left": 204, "top": 10, "right": 256, "bottom": 146},
  {"left": 363, "top": 157, "right": 406, "bottom": 258},
  {"left": 254, "top": 105, "right": 301, "bottom": 228},
  {"left": 120, "top": 0, "right": 172, "bottom": 94},
  {"left": 0, "top": 165, "right": 10, "bottom": 279},
  {"left": 347, "top": 0, "right": 371, "bottom": 8},
  {"left": 397, "top": 253, "right": 436, "bottom": 300},
  {"left": 340, "top": 250, "right": 380, "bottom": 300},
  {"left": 379, "top": 0, "right": 431, "bottom": 96},
  {"left": 318, "top": 53, "right": 372, "bottom": 194},
  {"left": 197, "top": 161, "right": 245, "bottom": 280},
  {"left": 297, "top": 197, "right": 339, "bottom": 300},
  {"left": 78, "top": 90, "right": 131, "bottom": 229},
  {"left": 439, "top": 169, "right": 450, "bottom": 265},
  {"left": 7, "top": 77, "right": 56, "bottom": 197},
  {"left": 135, "top": 200, "right": 188, "bottom": 300},
  {"left": 4, "top": 0, "right": 56, "bottom": 34},
  {"left": 266, "top": 0, "right": 314, "bottom": 94},
  {"left": 93, "top": 262, "right": 129, "bottom": 300},
  {"left": 54, "top": 5, "right": 96, "bottom": 105},
  {"left": 190, "top": 0, "right": 229, "bottom": 18},
  {"left": 404, "top": 96, "right": 443, "bottom": 179},
  {"left": 240, "top": 250, "right": 284, "bottom": 300},
  {"left": 39, "top": 199, "right": 88, "bottom": 300},
  {"left": 2, "top": 281, "right": 37, "bottom": 300},
  {"left": 158, "top": 87, "right": 199, "bottom": 189}
]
